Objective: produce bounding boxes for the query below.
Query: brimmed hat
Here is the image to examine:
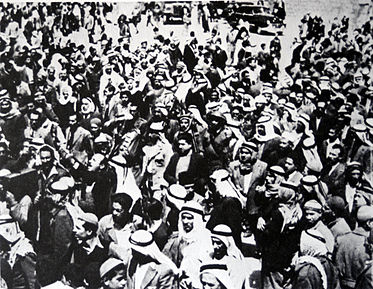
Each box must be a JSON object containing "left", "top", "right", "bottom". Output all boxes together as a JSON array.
[
  {"left": 269, "top": 165, "right": 285, "bottom": 176},
  {"left": 78, "top": 212, "right": 98, "bottom": 228},
  {"left": 99, "top": 258, "right": 125, "bottom": 279}
]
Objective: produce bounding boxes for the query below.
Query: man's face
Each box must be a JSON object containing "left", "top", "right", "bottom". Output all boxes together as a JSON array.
[
  {"left": 181, "top": 212, "right": 194, "bottom": 233},
  {"left": 327, "top": 148, "right": 340, "bottom": 165},
  {"left": 87, "top": 154, "right": 102, "bottom": 172},
  {"left": 105, "top": 269, "right": 127, "bottom": 289},
  {"left": 90, "top": 124, "right": 100, "bottom": 137},
  {"left": 179, "top": 118, "right": 190, "bottom": 131},
  {"left": 69, "top": 115, "right": 78, "bottom": 128},
  {"left": 211, "top": 237, "right": 227, "bottom": 260},
  {"left": 279, "top": 137, "right": 289, "bottom": 150},
  {"left": 112, "top": 202, "right": 128, "bottom": 225},
  {"left": 81, "top": 99, "right": 91, "bottom": 113},
  {"left": 200, "top": 272, "right": 222, "bottom": 289},
  {"left": 73, "top": 220, "right": 90, "bottom": 244},
  {"left": 40, "top": 150, "right": 53, "bottom": 170},
  {"left": 153, "top": 108, "right": 163, "bottom": 121},
  {"left": 304, "top": 209, "right": 321, "bottom": 226},
  {"left": 239, "top": 148, "right": 253, "bottom": 164},
  {"left": 0, "top": 99, "right": 11, "bottom": 113},
  {"left": 266, "top": 172, "right": 279, "bottom": 185},
  {"left": 178, "top": 139, "right": 192, "bottom": 155},
  {"left": 284, "top": 157, "right": 295, "bottom": 172}
]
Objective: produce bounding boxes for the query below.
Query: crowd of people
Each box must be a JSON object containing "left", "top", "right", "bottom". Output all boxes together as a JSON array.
[{"left": 0, "top": 1, "right": 372, "bottom": 289}]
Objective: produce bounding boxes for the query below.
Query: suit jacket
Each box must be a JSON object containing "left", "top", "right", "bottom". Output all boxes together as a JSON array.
[
  {"left": 229, "top": 159, "right": 267, "bottom": 215},
  {"left": 320, "top": 162, "right": 346, "bottom": 195},
  {"left": 335, "top": 227, "right": 370, "bottom": 288},
  {"left": 127, "top": 260, "right": 176, "bottom": 289},
  {"left": 65, "top": 126, "right": 92, "bottom": 164},
  {"left": 163, "top": 152, "right": 208, "bottom": 186}
]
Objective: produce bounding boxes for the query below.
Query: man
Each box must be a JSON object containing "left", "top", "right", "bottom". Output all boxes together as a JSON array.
[
  {"left": 353, "top": 118, "right": 373, "bottom": 185},
  {"left": 355, "top": 229, "right": 373, "bottom": 289},
  {"left": 100, "top": 258, "right": 127, "bottom": 289},
  {"left": 35, "top": 145, "right": 70, "bottom": 215},
  {"left": 229, "top": 141, "right": 267, "bottom": 230},
  {"left": 0, "top": 89, "right": 27, "bottom": 155},
  {"left": 127, "top": 230, "right": 177, "bottom": 289},
  {"left": 71, "top": 153, "right": 116, "bottom": 218},
  {"left": 24, "top": 108, "right": 66, "bottom": 151},
  {"left": 300, "top": 175, "right": 328, "bottom": 206},
  {"left": 334, "top": 205, "right": 373, "bottom": 289},
  {"left": 72, "top": 211, "right": 106, "bottom": 265},
  {"left": 290, "top": 229, "right": 340, "bottom": 289},
  {"left": 0, "top": 214, "right": 38, "bottom": 289},
  {"left": 63, "top": 113, "right": 93, "bottom": 166},
  {"left": 164, "top": 132, "right": 208, "bottom": 194},
  {"left": 303, "top": 199, "right": 335, "bottom": 254},
  {"left": 141, "top": 122, "right": 173, "bottom": 192},
  {"left": 199, "top": 263, "right": 235, "bottom": 289},
  {"left": 255, "top": 166, "right": 286, "bottom": 234},
  {"left": 209, "top": 225, "right": 250, "bottom": 289},
  {"left": 281, "top": 156, "right": 303, "bottom": 186},
  {"left": 163, "top": 201, "right": 212, "bottom": 289},
  {"left": 98, "top": 193, "right": 136, "bottom": 260},
  {"left": 320, "top": 144, "right": 346, "bottom": 195}
]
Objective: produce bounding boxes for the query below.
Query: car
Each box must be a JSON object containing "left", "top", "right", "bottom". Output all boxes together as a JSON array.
[
  {"left": 163, "top": 2, "right": 184, "bottom": 24},
  {"left": 225, "top": 2, "right": 285, "bottom": 35}
]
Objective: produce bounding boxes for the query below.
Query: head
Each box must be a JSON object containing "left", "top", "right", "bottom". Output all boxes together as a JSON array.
[
  {"left": 100, "top": 259, "right": 127, "bottom": 289},
  {"left": 81, "top": 97, "right": 94, "bottom": 115},
  {"left": 87, "top": 153, "right": 105, "bottom": 172},
  {"left": 200, "top": 264, "right": 232, "bottom": 289},
  {"left": 0, "top": 91, "right": 11, "bottom": 114},
  {"left": 39, "top": 145, "right": 55, "bottom": 172},
  {"left": 266, "top": 166, "right": 285, "bottom": 186},
  {"left": 304, "top": 200, "right": 323, "bottom": 227},
  {"left": 181, "top": 211, "right": 194, "bottom": 233},
  {"left": 177, "top": 133, "right": 193, "bottom": 156},
  {"left": 73, "top": 213, "right": 98, "bottom": 244},
  {"left": 90, "top": 118, "right": 102, "bottom": 138},
  {"left": 111, "top": 193, "right": 133, "bottom": 226},
  {"left": 211, "top": 236, "right": 227, "bottom": 260},
  {"left": 179, "top": 116, "right": 191, "bottom": 132},
  {"left": 200, "top": 272, "right": 225, "bottom": 289},
  {"left": 346, "top": 163, "right": 362, "bottom": 185},
  {"left": 29, "top": 110, "right": 43, "bottom": 130},
  {"left": 68, "top": 114, "right": 78, "bottom": 129},
  {"left": 326, "top": 144, "right": 343, "bottom": 166},
  {"left": 238, "top": 143, "right": 257, "bottom": 164}
]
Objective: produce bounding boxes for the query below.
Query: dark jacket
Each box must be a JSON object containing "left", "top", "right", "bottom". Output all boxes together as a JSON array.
[{"left": 164, "top": 152, "right": 208, "bottom": 190}]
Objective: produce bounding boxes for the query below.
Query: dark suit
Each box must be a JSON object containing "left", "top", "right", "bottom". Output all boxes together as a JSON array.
[
  {"left": 320, "top": 162, "right": 346, "bottom": 195},
  {"left": 164, "top": 152, "right": 208, "bottom": 190},
  {"left": 335, "top": 227, "right": 370, "bottom": 289}
]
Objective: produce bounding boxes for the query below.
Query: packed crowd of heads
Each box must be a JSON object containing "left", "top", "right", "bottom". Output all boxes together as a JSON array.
[{"left": 0, "top": 1, "right": 373, "bottom": 289}]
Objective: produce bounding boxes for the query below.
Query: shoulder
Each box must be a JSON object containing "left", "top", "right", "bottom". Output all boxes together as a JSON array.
[{"left": 99, "top": 214, "right": 113, "bottom": 227}]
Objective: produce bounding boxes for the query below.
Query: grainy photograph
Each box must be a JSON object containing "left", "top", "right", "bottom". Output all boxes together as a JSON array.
[{"left": 0, "top": 1, "right": 372, "bottom": 288}]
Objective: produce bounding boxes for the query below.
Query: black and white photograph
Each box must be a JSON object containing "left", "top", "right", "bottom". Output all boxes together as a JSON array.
[{"left": 0, "top": 0, "right": 372, "bottom": 288}]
